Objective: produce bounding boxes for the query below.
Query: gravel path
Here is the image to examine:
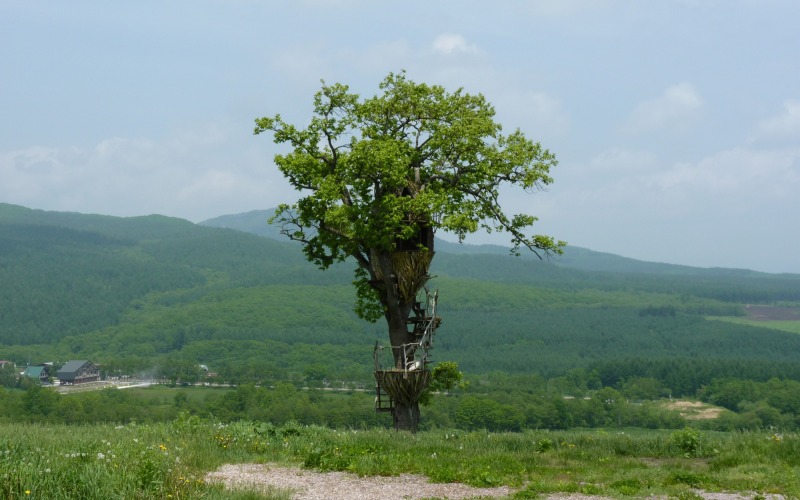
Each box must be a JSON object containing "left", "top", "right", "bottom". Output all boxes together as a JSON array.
[
  {"left": 206, "top": 463, "right": 513, "bottom": 499},
  {"left": 206, "top": 463, "right": 787, "bottom": 500}
]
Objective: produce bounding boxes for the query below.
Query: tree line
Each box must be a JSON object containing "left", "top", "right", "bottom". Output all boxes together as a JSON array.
[{"left": 3, "top": 371, "right": 799, "bottom": 432}]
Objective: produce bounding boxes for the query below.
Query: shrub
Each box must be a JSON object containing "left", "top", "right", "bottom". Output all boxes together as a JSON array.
[{"left": 670, "top": 427, "right": 701, "bottom": 457}]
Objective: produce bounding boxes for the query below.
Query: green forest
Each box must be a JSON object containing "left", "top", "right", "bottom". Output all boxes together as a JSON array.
[{"left": 2, "top": 203, "right": 800, "bottom": 431}]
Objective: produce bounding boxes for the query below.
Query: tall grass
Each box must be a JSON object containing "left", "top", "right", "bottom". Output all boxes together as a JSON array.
[{"left": 1, "top": 417, "right": 798, "bottom": 498}]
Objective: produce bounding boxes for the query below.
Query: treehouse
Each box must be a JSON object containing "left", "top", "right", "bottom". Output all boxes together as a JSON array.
[
  {"left": 374, "top": 287, "right": 441, "bottom": 413},
  {"left": 370, "top": 215, "right": 440, "bottom": 416}
]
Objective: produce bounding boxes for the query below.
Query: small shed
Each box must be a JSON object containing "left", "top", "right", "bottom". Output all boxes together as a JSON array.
[
  {"left": 57, "top": 360, "right": 100, "bottom": 385},
  {"left": 23, "top": 364, "right": 50, "bottom": 384}
]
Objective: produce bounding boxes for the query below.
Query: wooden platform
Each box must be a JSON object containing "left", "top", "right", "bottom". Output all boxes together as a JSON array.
[{"left": 374, "top": 369, "right": 431, "bottom": 408}]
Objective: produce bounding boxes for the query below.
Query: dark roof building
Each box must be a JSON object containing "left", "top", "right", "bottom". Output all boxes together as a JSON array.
[{"left": 57, "top": 360, "right": 100, "bottom": 385}]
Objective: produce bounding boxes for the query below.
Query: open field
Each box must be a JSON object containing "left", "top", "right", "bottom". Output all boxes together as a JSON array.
[
  {"left": 707, "top": 317, "right": 800, "bottom": 334},
  {"left": 706, "top": 306, "right": 800, "bottom": 334},
  {"left": 743, "top": 306, "right": 800, "bottom": 321},
  {"left": 1, "top": 420, "right": 798, "bottom": 499},
  {"left": 661, "top": 401, "right": 725, "bottom": 421}
]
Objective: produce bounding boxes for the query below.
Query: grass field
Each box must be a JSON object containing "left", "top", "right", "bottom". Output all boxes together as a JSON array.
[
  {"left": 707, "top": 316, "right": 800, "bottom": 334},
  {"left": 1, "top": 418, "right": 798, "bottom": 498},
  {"left": 707, "top": 304, "right": 800, "bottom": 335}
]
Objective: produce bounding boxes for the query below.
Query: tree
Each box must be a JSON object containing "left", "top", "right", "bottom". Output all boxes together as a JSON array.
[
  {"left": 0, "top": 363, "right": 17, "bottom": 388},
  {"left": 255, "top": 71, "right": 563, "bottom": 430},
  {"left": 419, "top": 361, "right": 468, "bottom": 406}
]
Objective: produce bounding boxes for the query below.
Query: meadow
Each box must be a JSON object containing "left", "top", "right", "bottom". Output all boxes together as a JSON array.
[
  {"left": 2, "top": 417, "right": 798, "bottom": 499},
  {"left": 707, "top": 316, "right": 800, "bottom": 335}
]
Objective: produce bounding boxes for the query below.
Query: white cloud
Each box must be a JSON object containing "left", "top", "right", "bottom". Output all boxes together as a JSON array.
[
  {"left": 550, "top": 145, "right": 800, "bottom": 229},
  {"left": 0, "top": 124, "right": 294, "bottom": 222},
  {"left": 751, "top": 99, "right": 800, "bottom": 143},
  {"left": 650, "top": 146, "right": 800, "bottom": 198},
  {"left": 534, "top": 143, "right": 800, "bottom": 271},
  {"left": 625, "top": 82, "right": 704, "bottom": 133},
  {"left": 431, "top": 33, "right": 481, "bottom": 55}
]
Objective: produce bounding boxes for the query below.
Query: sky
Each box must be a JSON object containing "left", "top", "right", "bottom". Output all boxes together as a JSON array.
[{"left": 1, "top": 1, "right": 799, "bottom": 273}]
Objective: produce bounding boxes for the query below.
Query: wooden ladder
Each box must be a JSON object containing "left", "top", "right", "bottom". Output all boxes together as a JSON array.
[{"left": 374, "top": 380, "right": 394, "bottom": 413}]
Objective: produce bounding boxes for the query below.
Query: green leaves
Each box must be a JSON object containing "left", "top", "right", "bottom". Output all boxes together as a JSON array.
[{"left": 255, "top": 71, "right": 564, "bottom": 317}]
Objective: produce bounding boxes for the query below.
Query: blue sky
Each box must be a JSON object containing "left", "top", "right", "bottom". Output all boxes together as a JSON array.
[{"left": 2, "top": 1, "right": 799, "bottom": 273}]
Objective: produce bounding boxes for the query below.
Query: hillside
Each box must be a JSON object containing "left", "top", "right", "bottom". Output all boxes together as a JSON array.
[
  {"left": 3, "top": 202, "right": 800, "bottom": 395},
  {"left": 200, "top": 210, "right": 774, "bottom": 276},
  {"left": 200, "top": 209, "right": 688, "bottom": 267},
  {"left": 201, "top": 209, "right": 800, "bottom": 304}
]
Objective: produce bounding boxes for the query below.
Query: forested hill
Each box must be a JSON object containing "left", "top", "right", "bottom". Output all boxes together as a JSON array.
[
  {"left": 3, "top": 202, "right": 800, "bottom": 393},
  {"left": 200, "top": 209, "right": 783, "bottom": 278},
  {"left": 0, "top": 203, "right": 350, "bottom": 345},
  {"left": 200, "top": 209, "right": 800, "bottom": 304}
]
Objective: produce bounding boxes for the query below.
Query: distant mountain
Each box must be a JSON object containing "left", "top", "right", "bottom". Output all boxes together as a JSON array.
[
  {"left": 198, "top": 209, "right": 800, "bottom": 311},
  {"left": 199, "top": 209, "right": 283, "bottom": 239},
  {"left": 200, "top": 209, "right": 779, "bottom": 278}
]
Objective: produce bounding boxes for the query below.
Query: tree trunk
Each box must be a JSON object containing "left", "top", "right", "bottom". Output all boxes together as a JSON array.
[
  {"left": 387, "top": 308, "right": 418, "bottom": 431},
  {"left": 384, "top": 283, "right": 429, "bottom": 431},
  {"left": 372, "top": 250, "right": 432, "bottom": 431},
  {"left": 393, "top": 400, "right": 420, "bottom": 431}
]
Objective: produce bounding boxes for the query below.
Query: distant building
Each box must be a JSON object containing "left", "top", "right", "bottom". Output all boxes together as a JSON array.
[
  {"left": 57, "top": 360, "right": 100, "bottom": 385},
  {"left": 0, "top": 360, "right": 14, "bottom": 369},
  {"left": 23, "top": 364, "right": 50, "bottom": 384}
]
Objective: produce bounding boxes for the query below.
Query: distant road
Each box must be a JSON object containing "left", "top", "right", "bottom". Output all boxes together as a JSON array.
[
  {"left": 115, "top": 381, "right": 154, "bottom": 389},
  {"left": 54, "top": 380, "right": 154, "bottom": 394}
]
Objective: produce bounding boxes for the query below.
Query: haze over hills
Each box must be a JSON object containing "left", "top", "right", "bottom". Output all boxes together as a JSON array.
[
  {"left": 2, "top": 202, "right": 800, "bottom": 394},
  {"left": 198, "top": 209, "right": 778, "bottom": 277}
]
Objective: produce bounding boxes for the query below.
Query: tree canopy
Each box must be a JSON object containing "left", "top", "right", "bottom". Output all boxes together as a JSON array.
[{"left": 255, "top": 72, "right": 565, "bottom": 321}]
